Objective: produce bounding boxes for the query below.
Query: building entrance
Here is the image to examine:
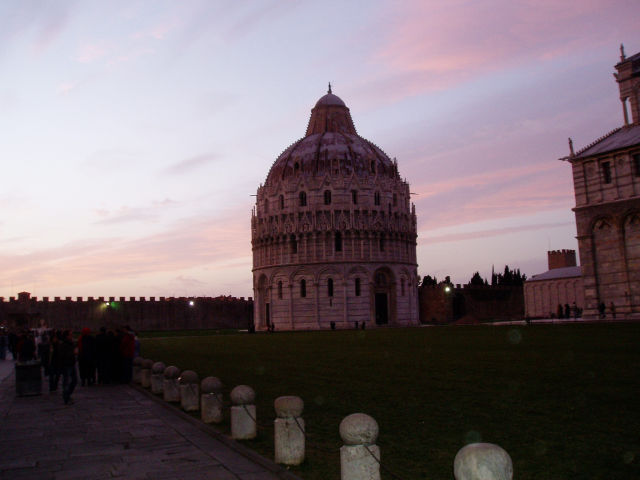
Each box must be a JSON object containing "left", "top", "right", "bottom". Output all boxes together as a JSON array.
[{"left": 375, "top": 293, "right": 389, "bottom": 325}]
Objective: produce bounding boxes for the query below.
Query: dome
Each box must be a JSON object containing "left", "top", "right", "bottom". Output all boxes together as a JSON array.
[
  {"left": 265, "top": 89, "right": 397, "bottom": 186},
  {"left": 315, "top": 93, "right": 346, "bottom": 107}
]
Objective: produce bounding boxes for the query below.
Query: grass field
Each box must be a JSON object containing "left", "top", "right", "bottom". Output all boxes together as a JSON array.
[{"left": 140, "top": 324, "right": 640, "bottom": 480}]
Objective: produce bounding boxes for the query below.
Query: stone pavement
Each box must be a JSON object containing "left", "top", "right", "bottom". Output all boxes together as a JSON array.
[{"left": 0, "top": 359, "right": 300, "bottom": 480}]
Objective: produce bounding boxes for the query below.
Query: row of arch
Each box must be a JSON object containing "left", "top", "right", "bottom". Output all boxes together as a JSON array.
[
  {"left": 589, "top": 211, "right": 640, "bottom": 312},
  {"left": 263, "top": 189, "right": 405, "bottom": 213},
  {"left": 253, "top": 230, "right": 416, "bottom": 268},
  {"left": 253, "top": 265, "right": 419, "bottom": 330}
]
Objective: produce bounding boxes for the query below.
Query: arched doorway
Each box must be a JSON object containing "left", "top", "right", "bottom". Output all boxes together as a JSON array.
[{"left": 372, "top": 268, "right": 396, "bottom": 325}]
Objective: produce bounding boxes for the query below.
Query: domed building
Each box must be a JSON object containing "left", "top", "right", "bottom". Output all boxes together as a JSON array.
[{"left": 251, "top": 86, "right": 419, "bottom": 330}]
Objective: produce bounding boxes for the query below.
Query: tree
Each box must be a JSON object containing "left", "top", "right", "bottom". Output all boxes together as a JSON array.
[
  {"left": 421, "top": 275, "right": 438, "bottom": 286},
  {"left": 468, "top": 271, "right": 487, "bottom": 286},
  {"left": 492, "top": 265, "right": 527, "bottom": 286}
]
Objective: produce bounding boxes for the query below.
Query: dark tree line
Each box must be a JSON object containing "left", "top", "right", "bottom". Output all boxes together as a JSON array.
[{"left": 420, "top": 266, "right": 526, "bottom": 287}]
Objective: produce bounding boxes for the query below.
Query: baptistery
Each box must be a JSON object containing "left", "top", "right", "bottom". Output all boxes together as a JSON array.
[{"left": 251, "top": 86, "right": 418, "bottom": 330}]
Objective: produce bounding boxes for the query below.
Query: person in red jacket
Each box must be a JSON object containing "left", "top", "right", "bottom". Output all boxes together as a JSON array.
[{"left": 119, "top": 326, "right": 135, "bottom": 383}]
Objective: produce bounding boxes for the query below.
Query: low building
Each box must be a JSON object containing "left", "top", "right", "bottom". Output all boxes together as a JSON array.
[{"left": 524, "top": 250, "right": 583, "bottom": 319}]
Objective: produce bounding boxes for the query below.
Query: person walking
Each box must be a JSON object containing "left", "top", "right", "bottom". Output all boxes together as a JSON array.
[
  {"left": 59, "top": 330, "right": 78, "bottom": 405},
  {"left": 78, "top": 328, "right": 96, "bottom": 386},
  {"left": 49, "top": 331, "right": 62, "bottom": 391},
  {"left": 37, "top": 334, "right": 51, "bottom": 377}
]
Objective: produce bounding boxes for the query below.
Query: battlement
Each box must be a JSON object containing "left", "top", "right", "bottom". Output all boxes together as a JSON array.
[
  {"left": 547, "top": 249, "right": 577, "bottom": 270},
  {"left": 0, "top": 292, "right": 254, "bottom": 331}
]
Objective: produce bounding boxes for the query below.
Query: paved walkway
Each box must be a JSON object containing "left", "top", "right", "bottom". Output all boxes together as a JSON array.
[{"left": 0, "top": 359, "right": 300, "bottom": 480}]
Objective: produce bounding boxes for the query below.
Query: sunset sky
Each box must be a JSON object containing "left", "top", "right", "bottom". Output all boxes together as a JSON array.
[{"left": 1, "top": 0, "right": 639, "bottom": 299}]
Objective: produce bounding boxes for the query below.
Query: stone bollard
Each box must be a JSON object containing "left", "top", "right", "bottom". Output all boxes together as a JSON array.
[
  {"left": 274, "top": 396, "right": 305, "bottom": 465},
  {"left": 453, "top": 443, "right": 513, "bottom": 480},
  {"left": 151, "top": 361, "right": 166, "bottom": 394},
  {"left": 230, "top": 385, "right": 257, "bottom": 440},
  {"left": 140, "top": 359, "right": 153, "bottom": 388},
  {"left": 133, "top": 357, "right": 144, "bottom": 384},
  {"left": 178, "top": 370, "right": 200, "bottom": 412},
  {"left": 201, "top": 377, "right": 224, "bottom": 424},
  {"left": 163, "top": 366, "right": 181, "bottom": 403},
  {"left": 339, "top": 413, "right": 380, "bottom": 480}
]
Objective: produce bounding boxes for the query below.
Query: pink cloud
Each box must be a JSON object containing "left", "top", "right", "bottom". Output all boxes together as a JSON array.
[
  {"left": 0, "top": 209, "right": 250, "bottom": 296},
  {"left": 75, "top": 43, "right": 109, "bottom": 63},
  {"left": 415, "top": 163, "right": 573, "bottom": 231},
  {"left": 419, "top": 221, "right": 574, "bottom": 246},
  {"left": 353, "top": 0, "right": 639, "bottom": 103},
  {"left": 133, "top": 19, "right": 181, "bottom": 40}
]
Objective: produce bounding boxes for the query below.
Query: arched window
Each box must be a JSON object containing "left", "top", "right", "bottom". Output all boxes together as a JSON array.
[
  {"left": 328, "top": 278, "right": 334, "bottom": 297},
  {"left": 374, "top": 191, "right": 381, "bottom": 206},
  {"left": 355, "top": 277, "right": 361, "bottom": 296},
  {"left": 300, "top": 279, "right": 306, "bottom": 298},
  {"left": 279, "top": 195, "right": 284, "bottom": 209},
  {"left": 379, "top": 235, "right": 385, "bottom": 251},
  {"left": 393, "top": 193, "right": 397, "bottom": 206},
  {"left": 351, "top": 190, "right": 358, "bottom": 204},
  {"left": 265, "top": 199, "right": 269, "bottom": 213},
  {"left": 290, "top": 234, "right": 297, "bottom": 254},
  {"left": 335, "top": 231, "right": 342, "bottom": 252},
  {"left": 294, "top": 162, "right": 300, "bottom": 173},
  {"left": 299, "top": 191, "right": 307, "bottom": 206},
  {"left": 278, "top": 281, "right": 283, "bottom": 299},
  {"left": 324, "top": 190, "right": 332, "bottom": 205},
  {"left": 401, "top": 278, "right": 405, "bottom": 296},
  {"left": 370, "top": 161, "right": 375, "bottom": 173}
]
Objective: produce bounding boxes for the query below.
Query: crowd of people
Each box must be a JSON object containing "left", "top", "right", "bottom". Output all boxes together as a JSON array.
[{"left": 0, "top": 326, "right": 140, "bottom": 405}]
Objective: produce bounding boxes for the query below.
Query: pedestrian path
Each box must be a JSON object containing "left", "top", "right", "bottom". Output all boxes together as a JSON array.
[{"left": 0, "top": 360, "right": 300, "bottom": 480}]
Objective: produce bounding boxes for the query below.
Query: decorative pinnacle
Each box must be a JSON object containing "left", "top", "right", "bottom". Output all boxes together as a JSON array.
[
  {"left": 568, "top": 137, "right": 574, "bottom": 156},
  {"left": 328, "top": 82, "right": 332, "bottom": 94},
  {"left": 620, "top": 43, "right": 626, "bottom": 61}
]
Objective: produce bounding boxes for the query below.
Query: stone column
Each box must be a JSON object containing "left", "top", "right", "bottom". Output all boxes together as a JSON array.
[
  {"left": 178, "top": 370, "right": 200, "bottom": 412},
  {"left": 453, "top": 443, "right": 513, "bottom": 480},
  {"left": 201, "top": 376, "right": 224, "bottom": 424},
  {"left": 274, "top": 396, "right": 305, "bottom": 465},
  {"left": 230, "top": 385, "right": 257, "bottom": 440},
  {"left": 132, "top": 357, "right": 143, "bottom": 384},
  {"left": 163, "top": 366, "right": 181, "bottom": 403},
  {"left": 339, "top": 413, "right": 380, "bottom": 480},
  {"left": 140, "top": 359, "right": 153, "bottom": 388},
  {"left": 150, "top": 361, "right": 166, "bottom": 394}
]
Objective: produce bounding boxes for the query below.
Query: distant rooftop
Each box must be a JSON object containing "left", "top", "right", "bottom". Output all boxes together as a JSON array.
[{"left": 528, "top": 266, "right": 582, "bottom": 282}]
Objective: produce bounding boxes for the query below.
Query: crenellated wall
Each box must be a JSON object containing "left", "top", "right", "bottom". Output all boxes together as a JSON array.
[{"left": 0, "top": 292, "right": 253, "bottom": 332}]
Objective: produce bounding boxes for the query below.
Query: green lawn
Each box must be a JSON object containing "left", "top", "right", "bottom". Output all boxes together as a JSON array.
[{"left": 141, "top": 324, "right": 640, "bottom": 480}]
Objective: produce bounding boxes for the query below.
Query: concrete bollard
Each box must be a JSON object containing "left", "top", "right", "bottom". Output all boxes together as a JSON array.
[
  {"left": 133, "top": 357, "right": 144, "bottom": 384},
  {"left": 201, "top": 377, "right": 224, "bottom": 424},
  {"left": 453, "top": 443, "right": 513, "bottom": 480},
  {"left": 274, "top": 396, "right": 305, "bottom": 465},
  {"left": 150, "top": 361, "right": 166, "bottom": 394},
  {"left": 178, "top": 370, "right": 199, "bottom": 412},
  {"left": 140, "top": 359, "right": 153, "bottom": 388},
  {"left": 339, "top": 413, "right": 380, "bottom": 480},
  {"left": 230, "top": 385, "right": 257, "bottom": 440},
  {"left": 163, "top": 366, "right": 181, "bottom": 403}
]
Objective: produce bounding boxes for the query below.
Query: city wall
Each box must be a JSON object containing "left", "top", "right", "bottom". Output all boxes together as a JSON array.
[
  {"left": 418, "top": 284, "right": 524, "bottom": 324},
  {"left": 0, "top": 292, "right": 253, "bottom": 332}
]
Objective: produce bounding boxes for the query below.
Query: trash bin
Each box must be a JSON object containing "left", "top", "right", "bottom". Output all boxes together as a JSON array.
[{"left": 15, "top": 361, "right": 42, "bottom": 396}]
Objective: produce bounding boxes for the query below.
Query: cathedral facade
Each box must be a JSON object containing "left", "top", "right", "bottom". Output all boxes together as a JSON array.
[
  {"left": 564, "top": 47, "right": 640, "bottom": 320},
  {"left": 251, "top": 88, "right": 419, "bottom": 330}
]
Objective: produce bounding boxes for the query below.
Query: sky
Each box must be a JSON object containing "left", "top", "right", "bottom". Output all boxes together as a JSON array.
[{"left": 1, "top": 0, "right": 639, "bottom": 299}]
